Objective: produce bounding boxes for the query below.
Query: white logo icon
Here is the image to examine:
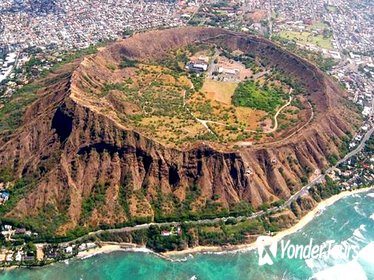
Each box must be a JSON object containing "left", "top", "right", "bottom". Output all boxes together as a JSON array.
[{"left": 256, "top": 236, "right": 278, "bottom": 266}]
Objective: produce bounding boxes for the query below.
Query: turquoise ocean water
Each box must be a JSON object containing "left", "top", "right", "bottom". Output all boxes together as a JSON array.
[{"left": 1, "top": 190, "right": 373, "bottom": 280}]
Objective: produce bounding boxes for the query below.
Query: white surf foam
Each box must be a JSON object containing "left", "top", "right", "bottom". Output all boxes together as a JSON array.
[
  {"left": 312, "top": 260, "right": 367, "bottom": 280},
  {"left": 357, "top": 242, "right": 374, "bottom": 265},
  {"left": 366, "top": 193, "right": 374, "bottom": 198},
  {"left": 354, "top": 205, "right": 366, "bottom": 217},
  {"left": 353, "top": 228, "right": 365, "bottom": 241}
]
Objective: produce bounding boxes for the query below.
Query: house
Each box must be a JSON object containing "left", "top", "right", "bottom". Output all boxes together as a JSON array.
[
  {"left": 6, "top": 254, "right": 13, "bottom": 262},
  {"left": 78, "top": 243, "right": 96, "bottom": 251},
  {"left": 161, "top": 230, "right": 172, "bottom": 236},
  {"left": 15, "top": 251, "right": 23, "bottom": 262},
  {"left": 186, "top": 61, "right": 208, "bottom": 72},
  {"left": 218, "top": 67, "right": 239, "bottom": 76},
  {"left": 0, "top": 191, "right": 10, "bottom": 204},
  {"left": 3, "top": 225, "right": 12, "bottom": 231},
  {"left": 65, "top": 246, "right": 73, "bottom": 254}
]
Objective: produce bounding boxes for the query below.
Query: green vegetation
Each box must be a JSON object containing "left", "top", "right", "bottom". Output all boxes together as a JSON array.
[
  {"left": 309, "top": 178, "right": 340, "bottom": 200},
  {"left": 364, "top": 135, "right": 374, "bottom": 153},
  {"left": 229, "top": 201, "right": 254, "bottom": 216},
  {"left": 101, "top": 82, "right": 125, "bottom": 96},
  {"left": 150, "top": 184, "right": 236, "bottom": 223},
  {"left": 119, "top": 58, "right": 138, "bottom": 68},
  {"left": 271, "top": 35, "right": 337, "bottom": 72},
  {"left": 146, "top": 225, "right": 185, "bottom": 252},
  {"left": 279, "top": 30, "right": 333, "bottom": 50},
  {"left": 0, "top": 177, "right": 37, "bottom": 215},
  {"left": 23, "top": 203, "right": 69, "bottom": 239},
  {"left": 190, "top": 73, "right": 204, "bottom": 91},
  {"left": 271, "top": 199, "right": 285, "bottom": 208},
  {"left": 0, "top": 84, "right": 40, "bottom": 133},
  {"left": 40, "top": 45, "right": 99, "bottom": 78},
  {"left": 118, "top": 175, "right": 132, "bottom": 220},
  {"left": 80, "top": 183, "right": 108, "bottom": 223},
  {"left": 338, "top": 135, "right": 351, "bottom": 157},
  {"left": 24, "top": 57, "right": 43, "bottom": 77},
  {"left": 122, "top": 29, "right": 134, "bottom": 37},
  {"left": 232, "top": 81, "right": 285, "bottom": 113},
  {"left": 327, "top": 154, "right": 339, "bottom": 166},
  {"left": 99, "top": 218, "right": 265, "bottom": 252},
  {"left": 325, "top": 5, "right": 337, "bottom": 13},
  {"left": 158, "top": 56, "right": 184, "bottom": 77},
  {"left": 0, "top": 166, "right": 14, "bottom": 183}
]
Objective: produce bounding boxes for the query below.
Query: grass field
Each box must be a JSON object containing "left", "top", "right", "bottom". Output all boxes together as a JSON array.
[
  {"left": 279, "top": 31, "right": 333, "bottom": 50},
  {"left": 202, "top": 79, "right": 238, "bottom": 105}
]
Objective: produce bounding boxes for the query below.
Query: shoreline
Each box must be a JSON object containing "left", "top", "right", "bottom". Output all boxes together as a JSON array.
[
  {"left": 1, "top": 187, "right": 372, "bottom": 270},
  {"left": 76, "top": 243, "right": 153, "bottom": 260},
  {"left": 75, "top": 187, "right": 373, "bottom": 259},
  {"left": 163, "top": 187, "right": 373, "bottom": 257}
]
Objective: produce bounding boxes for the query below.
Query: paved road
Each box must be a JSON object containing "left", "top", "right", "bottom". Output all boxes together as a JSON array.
[{"left": 285, "top": 124, "right": 374, "bottom": 207}]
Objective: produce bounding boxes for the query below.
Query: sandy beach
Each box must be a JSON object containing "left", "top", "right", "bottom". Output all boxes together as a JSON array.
[
  {"left": 63, "top": 187, "right": 373, "bottom": 260},
  {"left": 163, "top": 187, "right": 373, "bottom": 257},
  {"left": 76, "top": 243, "right": 150, "bottom": 259}
]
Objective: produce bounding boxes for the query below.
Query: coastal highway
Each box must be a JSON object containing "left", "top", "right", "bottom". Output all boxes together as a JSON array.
[
  {"left": 284, "top": 124, "right": 374, "bottom": 208},
  {"left": 284, "top": 96, "right": 374, "bottom": 208},
  {"left": 59, "top": 122, "right": 374, "bottom": 247}
]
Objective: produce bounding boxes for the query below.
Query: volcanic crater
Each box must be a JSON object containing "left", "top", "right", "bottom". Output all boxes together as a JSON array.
[{"left": 0, "top": 27, "right": 361, "bottom": 234}]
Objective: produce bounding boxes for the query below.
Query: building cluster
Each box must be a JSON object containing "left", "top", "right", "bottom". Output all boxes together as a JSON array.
[
  {"left": 0, "top": 224, "right": 39, "bottom": 264},
  {"left": 328, "top": 137, "right": 374, "bottom": 190},
  {"left": 0, "top": 232, "right": 98, "bottom": 265},
  {"left": 0, "top": 221, "right": 99, "bottom": 265},
  {"left": 330, "top": 56, "right": 374, "bottom": 121},
  {"left": 325, "top": 0, "right": 373, "bottom": 54},
  {"left": 1, "top": 225, "right": 36, "bottom": 242},
  {"left": 0, "top": 52, "right": 17, "bottom": 84},
  {"left": 229, "top": 0, "right": 374, "bottom": 55},
  {"left": 0, "top": 0, "right": 182, "bottom": 51},
  {"left": 271, "top": 0, "right": 373, "bottom": 54}
]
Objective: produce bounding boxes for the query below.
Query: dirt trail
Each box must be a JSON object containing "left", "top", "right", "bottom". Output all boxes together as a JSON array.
[{"left": 264, "top": 88, "right": 293, "bottom": 133}]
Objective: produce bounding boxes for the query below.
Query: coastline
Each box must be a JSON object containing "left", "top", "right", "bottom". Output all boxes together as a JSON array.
[
  {"left": 163, "top": 187, "right": 373, "bottom": 257},
  {"left": 74, "top": 187, "right": 373, "bottom": 259},
  {"left": 76, "top": 243, "right": 152, "bottom": 259},
  {"left": 2, "top": 187, "right": 372, "bottom": 270}
]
